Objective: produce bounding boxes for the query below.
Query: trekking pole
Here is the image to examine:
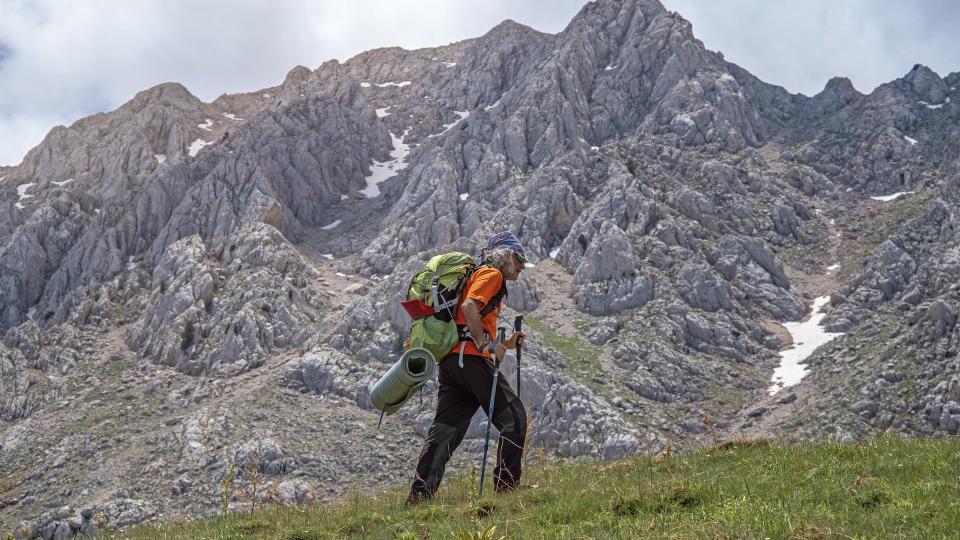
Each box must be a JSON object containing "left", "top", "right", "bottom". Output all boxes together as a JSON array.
[
  {"left": 479, "top": 327, "right": 506, "bottom": 499},
  {"left": 514, "top": 316, "right": 523, "bottom": 400}
]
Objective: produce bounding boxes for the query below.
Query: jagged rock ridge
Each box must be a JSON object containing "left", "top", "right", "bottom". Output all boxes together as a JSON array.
[{"left": 2, "top": 0, "right": 959, "bottom": 536}]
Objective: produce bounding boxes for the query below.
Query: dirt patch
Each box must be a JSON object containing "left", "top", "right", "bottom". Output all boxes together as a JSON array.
[{"left": 524, "top": 259, "right": 579, "bottom": 337}]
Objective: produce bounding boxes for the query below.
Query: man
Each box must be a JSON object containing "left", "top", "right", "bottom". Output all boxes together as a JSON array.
[{"left": 407, "top": 231, "right": 528, "bottom": 504}]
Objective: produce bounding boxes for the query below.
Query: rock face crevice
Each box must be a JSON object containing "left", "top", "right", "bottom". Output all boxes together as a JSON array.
[{"left": 3, "top": 0, "right": 960, "bottom": 534}]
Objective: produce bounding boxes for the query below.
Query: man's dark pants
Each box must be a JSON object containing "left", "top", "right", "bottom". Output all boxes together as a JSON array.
[{"left": 408, "top": 352, "right": 527, "bottom": 503}]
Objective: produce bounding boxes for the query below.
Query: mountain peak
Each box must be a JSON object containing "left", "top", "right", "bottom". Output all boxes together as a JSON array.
[
  {"left": 283, "top": 65, "right": 314, "bottom": 85},
  {"left": 806, "top": 76, "right": 861, "bottom": 115},
  {"left": 132, "top": 82, "right": 202, "bottom": 106},
  {"left": 118, "top": 82, "right": 205, "bottom": 117},
  {"left": 482, "top": 18, "right": 545, "bottom": 39},
  {"left": 822, "top": 76, "right": 857, "bottom": 94},
  {"left": 902, "top": 63, "right": 948, "bottom": 104}
]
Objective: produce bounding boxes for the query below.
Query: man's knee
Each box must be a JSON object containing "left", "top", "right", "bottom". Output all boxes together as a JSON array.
[
  {"left": 514, "top": 401, "right": 527, "bottom": 435},
  {"left": 427, "top": 422, "right": 460, "bottom": 448},
  {"left": 493, "top": 400, "right": 526, "bottom": 437}
]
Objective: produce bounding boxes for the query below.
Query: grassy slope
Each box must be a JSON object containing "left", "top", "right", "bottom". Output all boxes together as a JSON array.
[{"left": 110, "top": 437, "right": 960, "bottom": 539}]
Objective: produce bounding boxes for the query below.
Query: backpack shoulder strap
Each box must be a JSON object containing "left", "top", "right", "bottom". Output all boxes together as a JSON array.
[
  {"left": 459, "top": 265, "right": 508, "bottom": 319},
  {"left": 478, "top": 271, "right": 508, "bottom": 318}
]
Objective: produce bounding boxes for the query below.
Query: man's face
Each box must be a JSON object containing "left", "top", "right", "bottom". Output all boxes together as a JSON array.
[{"left": 502, "top": 251, "right": 525, "bottom": 281}]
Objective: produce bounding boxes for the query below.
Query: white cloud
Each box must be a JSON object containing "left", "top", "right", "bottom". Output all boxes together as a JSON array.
[
  {"left": 0, "top": 0, "right": 956, "bottom": 166},
  {"left": 0, "top": 0, "right": 585, "bottom": 166},
  {"left": 662, "top": 0, "right": 960, "bottom": 96}
]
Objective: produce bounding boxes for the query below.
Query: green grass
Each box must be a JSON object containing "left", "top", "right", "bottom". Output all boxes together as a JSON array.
[
  {"left": 776, "top": 229, "right": 830, "bottom": 273},
  {"left": 111, "top": 437, "right": 960, "bottom": 539},
  {"left": 838, "top": 192, "right": 931, "bottom": 276},
  {"left": 524, "top": 317, "right": 602, "bottom": 384}
]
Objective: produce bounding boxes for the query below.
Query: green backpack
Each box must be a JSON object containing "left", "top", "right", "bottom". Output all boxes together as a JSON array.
[
  {"left": 401, "top": 252, "right": 477, "bottom": 362},
  {"left": 402, "top": 252, "right": 509, "bottom": 362}
]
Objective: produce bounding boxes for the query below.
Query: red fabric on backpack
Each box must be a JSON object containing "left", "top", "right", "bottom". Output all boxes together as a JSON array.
[{"left": 401, "top": 299, "right": 436, "bottom": 319}]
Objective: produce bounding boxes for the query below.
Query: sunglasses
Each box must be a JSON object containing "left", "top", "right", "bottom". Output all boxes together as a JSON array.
[{"left": 514, "top": 252, "right": 527, "bottom": 264}]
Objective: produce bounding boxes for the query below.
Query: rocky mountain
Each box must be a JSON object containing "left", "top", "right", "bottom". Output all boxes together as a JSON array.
[{"left": 2, "top": 0, "right": 959, "bottom": 536}]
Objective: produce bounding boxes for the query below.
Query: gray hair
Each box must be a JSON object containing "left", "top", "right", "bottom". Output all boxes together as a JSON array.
[{"left": 480, "top": 247, "right": 515, "bottom": 269}]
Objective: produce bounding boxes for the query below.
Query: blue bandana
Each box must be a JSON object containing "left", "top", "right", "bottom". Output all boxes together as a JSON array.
[{"left": 479, "top": 231, "right": 527, "bottom": 264}]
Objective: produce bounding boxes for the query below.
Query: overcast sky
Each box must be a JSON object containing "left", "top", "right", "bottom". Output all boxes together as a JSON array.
[{"left": 1, "top": 0, "right": 957, "bottom": 166}]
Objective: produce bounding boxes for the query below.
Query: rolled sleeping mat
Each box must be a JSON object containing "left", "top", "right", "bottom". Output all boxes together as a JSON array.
[{"left": 368, "top": 347, "right": 436, "bottom": 415}]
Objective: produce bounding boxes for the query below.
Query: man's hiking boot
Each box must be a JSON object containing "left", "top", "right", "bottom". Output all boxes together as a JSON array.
[{"left": 405, "top": 492, "right": 430, "bottom": 507}]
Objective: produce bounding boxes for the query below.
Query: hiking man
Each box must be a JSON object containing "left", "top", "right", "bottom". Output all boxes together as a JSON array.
[{"left": 407, "top": 232, "right": 528, "bottom": 504}]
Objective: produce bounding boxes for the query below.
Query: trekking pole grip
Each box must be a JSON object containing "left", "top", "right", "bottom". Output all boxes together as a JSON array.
[{"left": 489, "top": 327, "right": 506, "bottom": 358}]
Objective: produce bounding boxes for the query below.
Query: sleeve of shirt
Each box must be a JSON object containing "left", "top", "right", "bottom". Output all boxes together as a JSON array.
[{"left": 465, "top": 268, "right": 504, "bottom": 310}]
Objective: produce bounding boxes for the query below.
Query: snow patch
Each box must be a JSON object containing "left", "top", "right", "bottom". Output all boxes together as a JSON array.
[
  {"left": 340, "top": 194, "right": 350, "bottom": 201},
  {"left": 362, "top": 129, "right": 411, "bottom": 198},
  {"left": 444, "top": 62, "right": 457, "bottom": 67},
  {"left": 360, "top": 82, "right": 371, "bottom": 88},
  {"left": 320, "top": 219, "right": 342, "bottom": 230},
  {"left": 188, "top": 139, "right": 214, "bottom": 157},
  {"left": 52, "top": 178, "right": 74, "bottom": 187},
  {"left": 17, "top": 182, "right": 35, "bottom": 200},
  {"left": 870, "top": 191, "right": 914, "bottom": 202},
  {"left": 262, "top": 93, "right": 272, "bottom": 98},
  {"left": 223, "top": 113, "right": 242, "bottom": 121},
  {"left": 918, "top": 98, "right": 948, "bottom": 109},
  {"left": 673, "top": 113, "right": 695, "bottom": 126},
  {"left": 335, "top": 272, "right": 347, "bottom": 277},
  {"left": 155, "top": 154, "right": 167, "bottom": 164},
  {"left": 320, "top": 253, "right": 334, "bottom": 260},
  {"left": 375, "top": 107, "right": 392, "bottom": 118},
  {"left": 826, "top": 263, "right": 840, "bottom": 272},
  {"left": 769, "top": 296, "right": 844, "bottom": 395},
  {"left": 604, "top": 65, "right": 617, "bottom": 71},
  {"left": 26, "top": 307, "right": 36, "bottom": 320},
  {"left": 126, "top": 256, "right": 136, "bottom": 271},
  {"left": 484, "top": 100, "right": 500, "bottom": 111},
  {"left": 904, "top": 135, "right": 918, "bottom": 145},
  {"left": 15, "top": 202, "right": 24, "bottom": 209},
  {"left": 459, "top": 193, "right": 469, "bottom": 201},
  {"left": 198, "top": 119, "right": 214, "bottom": 131},
  {"left": 433, "top": 110, "right": 470, "bottom": 137},
  {"left": 718, "top": 73, "right": 736, "bottom": 83},
  {"left": 374, "top": 81, "right": 412, "bottom": 88},
  {"left": 549, "top": 248, "right": 560, "bottom": 259}
]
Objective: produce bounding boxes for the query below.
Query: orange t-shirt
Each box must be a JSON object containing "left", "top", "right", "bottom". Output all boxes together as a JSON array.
[{"left": 451, "top": 267, "right": 504, "bottom": 358}]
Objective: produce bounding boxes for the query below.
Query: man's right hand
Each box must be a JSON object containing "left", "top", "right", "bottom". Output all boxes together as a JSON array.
[{"left": 504, "top": 331, "right": 525, "bottom": 350}]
